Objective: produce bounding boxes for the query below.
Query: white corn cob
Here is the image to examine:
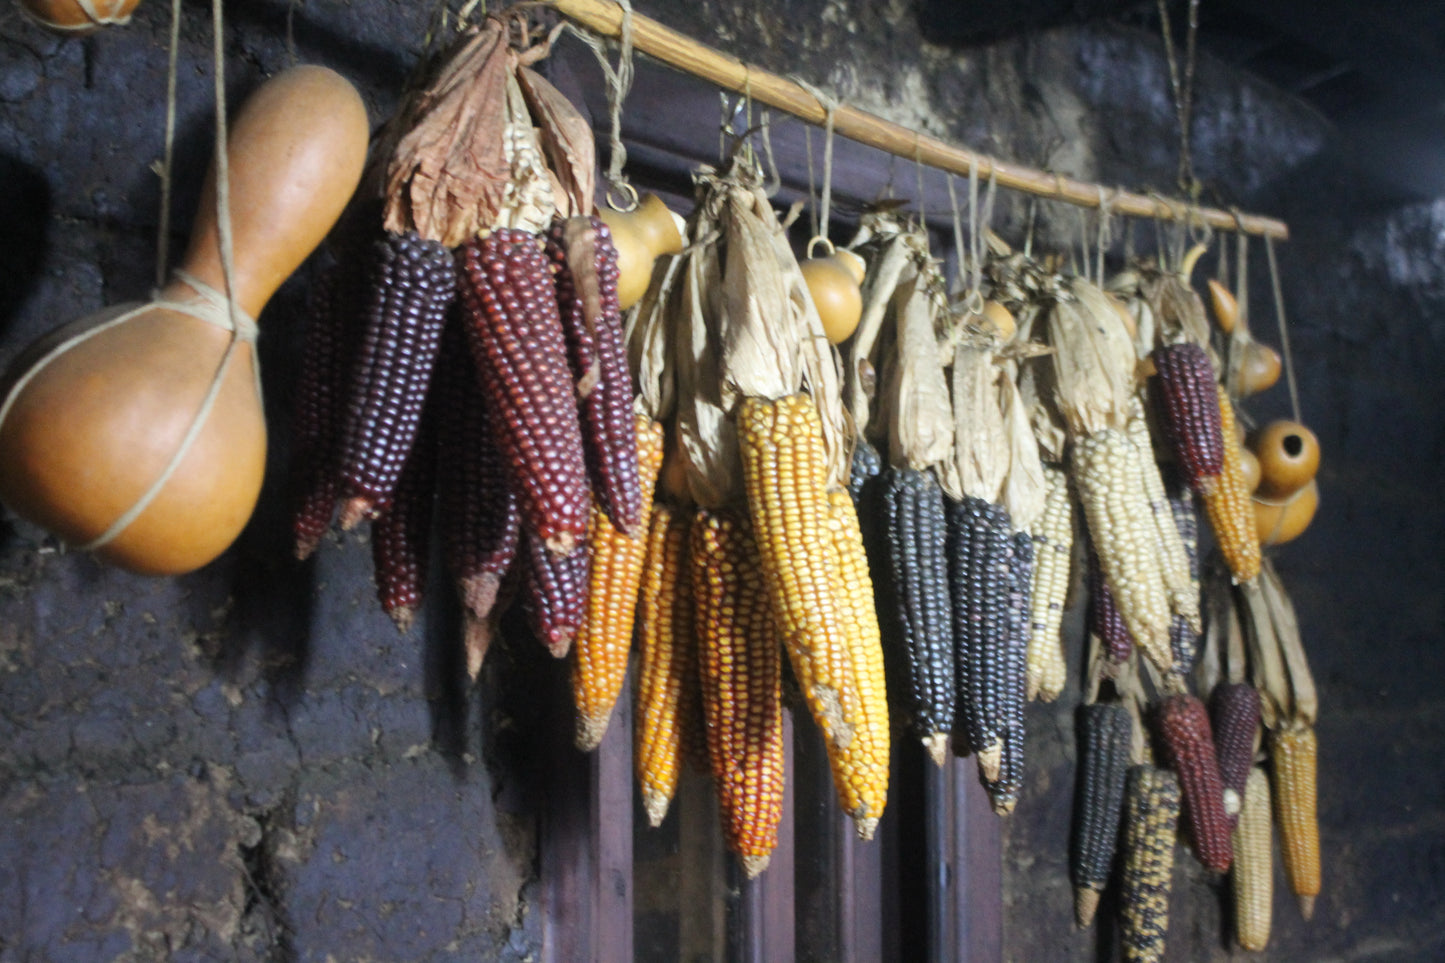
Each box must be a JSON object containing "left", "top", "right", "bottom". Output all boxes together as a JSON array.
[
  {"left": 1127, "top": 403, "right": 1201, "bottom": 635},
  {"left": 1232, "top": 767, "right": 1274, "bottom": 952},
  {"left": 1071, "top": 428, "right": 1173, "bottom": 675},
  {"left": 1027, "top": 465, "right": 1073, "bottom": 701}
]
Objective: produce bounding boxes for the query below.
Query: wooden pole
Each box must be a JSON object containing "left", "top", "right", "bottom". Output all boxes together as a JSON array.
[{"left": 542, "top": 0, "right": 1290, "bottom": 241}]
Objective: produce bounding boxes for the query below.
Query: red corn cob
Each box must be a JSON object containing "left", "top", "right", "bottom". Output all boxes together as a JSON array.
[
  {"left": 1150, "top": 343, "right": 1225, "bottom": 494},
  {"left": 547, "top": 216, "right": 643, "bottom": 536},
  {"left": 457, "top": 229, "right": 591, "bottom": 556},
  {"left": 336, "top": 230, "right": 455, "bottom": 528},
  {"left": 1210, "top": 682, "right": 1262, "bottom": 825},
  {"left": 371, "top": 403, "right": 438, "bottom": 633},
  {"left": 1155, "top": 693, "right": 1234, "bottom": 872},
  {"left": 1088, "top": 548, "right": 1134, "bottom": 664},
  {"left": 519, "top": 529, "right": 591, "bottom": 658}
]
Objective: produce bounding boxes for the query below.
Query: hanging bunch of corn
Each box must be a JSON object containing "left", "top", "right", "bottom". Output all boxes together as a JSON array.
[
  {"left": 1025, "top": 465, "right": 1073, "bottom": 702},
  {"left": 1202, "top": 385, "right": 1262, "bottom": 583}
]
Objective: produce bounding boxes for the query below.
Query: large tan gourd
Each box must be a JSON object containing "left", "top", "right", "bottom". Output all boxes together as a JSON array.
[
  {"left": 0, "top": 66, "right": 368, "bottom": 575},
  {"left": 598, "top": 193, "right": 685, "bottom": 310}
]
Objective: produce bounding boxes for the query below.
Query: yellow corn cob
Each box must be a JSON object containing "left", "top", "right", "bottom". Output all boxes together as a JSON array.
[
  {"left": 573, "top": 418, "right": 666, "bottom": 750},
  {"left": 1233, "top": 767, "right": 1274, "bottom": 951},
  {"left": 1027, "top": 465, "right": 1073, "bottom": 702},
  {"left": 1203, "top": 386, "right": 1262, "bottom": 583},
  {"left": 738, "top": 394, "right": 885, "bottom": 835},
  {"left": 826, "top": 489, "right": 891, "bottom": 838},
  {"left": 1127, "top": 405, "right": 1201, "bottom": 634},
  {"left": 1271, "top": 724, "right": 1320, "bottom": 919},
  {"left": 691, "top": 507, "right": 785, "bottom": 877},
  {"left": 1071, "top": 428, "right": 1173, "bottom": 676},
  {"left": 633, "top": 501, "right": 700, "bottom": 826}
]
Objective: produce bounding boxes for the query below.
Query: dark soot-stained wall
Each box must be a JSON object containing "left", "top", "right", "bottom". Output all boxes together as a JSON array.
[{"left": 1, "top": 1, "right": 1440, "bottom": 960}]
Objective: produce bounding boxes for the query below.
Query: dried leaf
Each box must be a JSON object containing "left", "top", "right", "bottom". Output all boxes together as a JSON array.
[
  {"left": 626, "top": 251, "right": 685, "bottom": 421},
  {"left": 845, "top": 218, "right": 916, "bottom": 433},
  {"left": 672, "top": 222, "right": 739, "bottom": 509},
  {"left": 1046, "top": 277, "right": 1137, "bottom": 438},
  {"left": 949, "top": 336, "right": 1008, "bottom": 502},
  {"left": 517, "top": 65, "right": 596, "bottom": 218},
  {"left": 1259, "top": 559, "right": 1317, "bottom": 727},
  {"left": 883, "top": 263, "right": 954, "bottom": 478},
  {"left": 1000, "top": 361, "right": 1047, "bottom": 530},
  {"left": 718, "top": 183, "right": 800, "bottom": 405}
]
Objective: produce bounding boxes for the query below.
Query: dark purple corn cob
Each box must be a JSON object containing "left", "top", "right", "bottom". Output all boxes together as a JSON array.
[
  {"left": 547, "top": 216, "right": 642, "bottom": 536},
  {"left": 1155, "top": 693, "right": 1234, "bottom": 873},
  {"left": 520, "top": 529, "right": 591, "bottom": 658},
  {"left": 1088, "top": 548, "right": 1134, "bottom": 664},
  {"left": 1210, "top": 681, "right": 1262, "bottom": 826},
  {"left": 371, "top": 404, "right": 438, "bottom": 633},
  {"left": 336, "top": 230, "right": 455, "bottom": 528},
  {"left": 457, "top": 229, "right": 591, "bottom": 556},
  {"left": 1070, "top": 702, "right": 1134, "bottom": 927},
  {"left": 1150, "top": 342, "right": 1225, "bottom": 493}
]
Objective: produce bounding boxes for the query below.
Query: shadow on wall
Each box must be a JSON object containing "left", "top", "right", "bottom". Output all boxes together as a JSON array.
[{"left": 0, "top": 155, "right": 50, "bottom": 339}]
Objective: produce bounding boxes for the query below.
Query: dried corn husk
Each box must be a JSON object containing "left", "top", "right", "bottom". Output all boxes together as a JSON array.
[
  {"left": 625, "top": 252, "right": 686, "bottom": 421},
  {"left": 1000, "top": 359, "right": 1047, "bottom": 530},
  {"left": 845, "top": 215, "right": 924, "bottom": 440},
  {"left": 1045, "top": 277, "right": 1137, "bottom": 438},
  {"left": 947, "top": 332, "right": 1008, "bottom": 503},
  {"left": 882, "top": 261, "right": 954, "bottom": 479},
  {"left": 1241, "top": 559, "right": 1318, "bottom": 729},
  {"left": 516, "top": 65, "right": 595, "bottom": 218}
]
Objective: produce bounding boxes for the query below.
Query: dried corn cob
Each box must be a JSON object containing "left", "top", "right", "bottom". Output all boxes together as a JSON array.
[
  {"left": 547, "top": 216, "right": 643, "bottom": 535},
  {"left": 1071, "top": 702, "right": 1133, "bottom": 927},
  {"left": 1150, "top": 342, "right": 1224, "bottom": 492},
  {"left": 337, "top": 230, "right": 455, "bottom": 528},
  {"left": 1120, "top": 765, "right": 1181, "bottom": 963},
  {"left": 1072, "top": 428, "right": 1174, "bottom": 674},
  {"left": 573, "top": 418, "right": 665, "bottom": 750},
  {"left": 371, "top": 405, "right": 437, "bottom": 633},
  {"left": 984, "top": 530, "right": 1034, "bottom": 814},
  {"left": 1088, "top": 548, "right": 1134, "bottom": 665},
  {"left": 1127, "top": 408, "right": 1200, "bottom": 634},
  {"left": 290, "top": 260, "right": 358, "bottom": 559},
  {"left": 983, "top": 723, "right": 1026, "bottom": 815},
  {"left": 456, "top": 228, "right": 590, "bottom": 556},
  {"left": 879, "top": 467, "right": 955, "bottom": 763},
  {"left": 692, "top": 507, "right": 785, "bottom": 877},
  {"left": 1233, "top": 767, "right": 1274, "bottom": 951},
  {"left": 432, "top": 333, "right": 520, "bottom": 677},
  {"left": 738, "top": 394, "right": 887, "bottom": 835},
  {"left": 1271, "top": 724, "right": 1320, "bottom": 919},
  {"left": 519, "top": 530, "right": 590, "bottom": 658},
  {"left": 1211, "top": 682, "right": 1263, "bottom": 823},
  {"left": 1156, "top": 693, "right": 1233, "bottom": 872},
  {"left": 848, "top": 436, "right": 883, "bottom": 507},
  {"left": 1203, "top": 386, "right": 1262, "bottom": 583},
  {"left": 826, "top": 488, "right": 892, "bottom": 835},
  {"left": 1167, "top": 488, "right": 1202, "bottom": 672},
  {"left": 949, "top": 496, "right": 1020, "bottom": 784},
  {"left": 1027, "top": 465, "right": 1073, "bottom": 702},
  {"left": 635, "top": 502, "right": 701, "bottom": 825}
]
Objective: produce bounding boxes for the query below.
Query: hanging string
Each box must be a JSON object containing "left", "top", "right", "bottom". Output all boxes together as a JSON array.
[
  {"left": 155, "top": 0, "right": 184, "bottom": 290},
  {"left": 794, "top": 79, "right": 838, "bottom": 248},
  {"left": 1265, "top": 236, "right": 1302, "bottom": 423},
  {"left": 758, "top": 108, "right": 780, "bottom": 197},
  {"left": 1157, "top": 0, "right": 1202, "bottom": 194},
  {"left": 913, "top": 137, "right": 927, "bottom": 234},
  {"left": 563, "top": 0, "right": 635, "bottom": 207},
  {"left": 947, "top": 172, "right": 965, "bottom": 293},
  {"left": 1095, "top": 187, "right": 1114, "bottom": 287},
  {"left": 972, "top": 168, "right": 996, "bottom": 299},
  {"left": 805, "top": 125, "right": 818, "bottom": 240}
]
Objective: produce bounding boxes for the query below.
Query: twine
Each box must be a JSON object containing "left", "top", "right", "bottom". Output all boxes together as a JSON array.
[
  {"left": 1265, "top": 235, "right": 1302, "bottom": 423},
  {"left": 1095, "top": 186, "right": 1113, "bottom": 287},
  {"left": 793, "top": 78, "right": 838, "bottom": 247},
  {"left": 563, "top": 0, "right": 635, "bottom": 206}
]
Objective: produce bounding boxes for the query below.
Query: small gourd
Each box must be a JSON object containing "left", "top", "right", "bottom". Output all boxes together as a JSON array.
[
  {"left": 597, "top": 193, "right": 685, "bottom": 311},
  {"left": 1251, "top": 420, "right": 1320, "bottom": 499},
  {"left": 1254, "top": 479, "right": 1318, "bottom": 546},
  {"left": 1238, "top": 446, "right": 1262, "bottom": 494},
  {"left": 801, "top": 248, "right": 865, "bottom": 344},
  {"left": 981, "top": 300, "right": 1017, "bottom": 342},
  {"left": 18, "top": 0, "right": 139, "bottom": 32},
  {"left": 1238, "top": 341, "right": 1283, "bottom": 397},
  {"left": 0, "top": 66, "right": 369, "bottom": 574},
  {"left": 1207, "top": 279, "right": 1238, "bottom": 334}
]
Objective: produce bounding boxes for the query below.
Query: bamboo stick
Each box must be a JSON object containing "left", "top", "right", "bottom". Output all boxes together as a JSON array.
[{"left": 542, "top": 0, "right": 1290, "bottom": 241}]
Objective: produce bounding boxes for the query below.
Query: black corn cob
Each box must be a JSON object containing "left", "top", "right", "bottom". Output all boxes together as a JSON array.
[
  {"left": 1150, "top": 342, "right": 1225, "bottom": 493},
  {"left": 1070, "top": 702, "right": 1133, "bottom": 928},
  {"left": 1087, "top": 548, "right": 1134, "bottom": 664},
  {"left": 848, "top": 437, "right": 883, "bottom": 508},
  {"left": 981, "top": 530, "right": 1034, "bottom": 814},
  {"left": 1007, "top": 530, "right": 1035, "bottom": 675},
  {"left": 457, "top": 229, "right": 591, "bottom": 556},
  {"left": 519, "top": 530, "right": 591, "bottom": 658},
  {"left": 879, "top": 468, "right": 954, "bottom": 764},
  {"left": 1120, "top": 765, "right": 1182, "bottom": 963},
  {"left": 1155, "top": 693, "right": 1233, "bottom": 873},
  {"left": 983, "top": 723, "right": 1025, "bottom": 815},
  {"left": 547, "top": 216, "right": 643, "bottom": 536},
  {"left": 1210, "top": 682, "right": 1262, "bottom": 825},
  {"left": 949, "top": 495, "right": 1019, "bottom": 783},
  {"left": 1167, "top": 487, "right": 1201, "bottom": 672},
  {"left": 336, "top": 230, "right": 455, "bottom": 528},
  {"left": 371, "top": 402, "right": 438, "bottom": 634},
  {"left": 289, "top": 259, "right": 359, "bottom": 559}
]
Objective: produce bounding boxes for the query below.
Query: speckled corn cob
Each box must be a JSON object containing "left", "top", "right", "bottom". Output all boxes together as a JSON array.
[
  {"left": 1271, "top": 724, "right": 1321, "bottom": 919},
  {"left": 1127, "top": 408, "right": 1200, "bottom": 635},
  {"left": 1071, "top": 702, "right": 1133, "bottom": 927},
  {"left": 573, "top": 418, "right": 665, "bottom": 751},
  {"left": 370, "top": 404, "right": 437, "bottom": 633},
  {"left": 547, "top": 216, "right": 643, "bottom": 535},
  {"left": 880, "top": 467, "right": 955, "bottom": 763},
  {"left": 738, "top": 393, "right": 886, "bottom": 837},
  {"left": 519, "top": 530, "right": 591, "bottom": 658},
  {"left": 1027, "top": 465, "right": 1073, "bottom": 702},
  {"left": 1120, "top": 765, "right": 1181, "bottom": 963},
  {"left": 1072, "top": 428, "right": 1173, "bottom": 674},
  {"left": 457, "top": 229, "right": 590, "bottom": 556},
  {"left": 692, "top": 507, "right": 785, "bottom": 877},
  {"left": 1233, "top": 767, "right": 1274, "bottom": 951},
  {"left": 635, "top": 502, "right": 701, "bottom": 826},
  {"left": 337, "top": 230, "right": 456, "bottom": 528},
  {"left": 1167, "top": 489, "right": 1201, "bottom": 672},
  {"left": 1156, "top": 693, "right": 1233, "bottom": 872},
  {"left": 1150, "top": 342, "right": 1224, "bottom": 493},
  {"left": 1202, "top": 386, "right": 1262, "bottom": 583},
  {"left": 1211, "top": 682, "right": 1263, "bottom": 824}
]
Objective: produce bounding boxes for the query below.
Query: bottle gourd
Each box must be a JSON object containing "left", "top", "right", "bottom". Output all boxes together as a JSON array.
[{"left": 0, "top": 66, "right": 369, "bottom": 575}]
